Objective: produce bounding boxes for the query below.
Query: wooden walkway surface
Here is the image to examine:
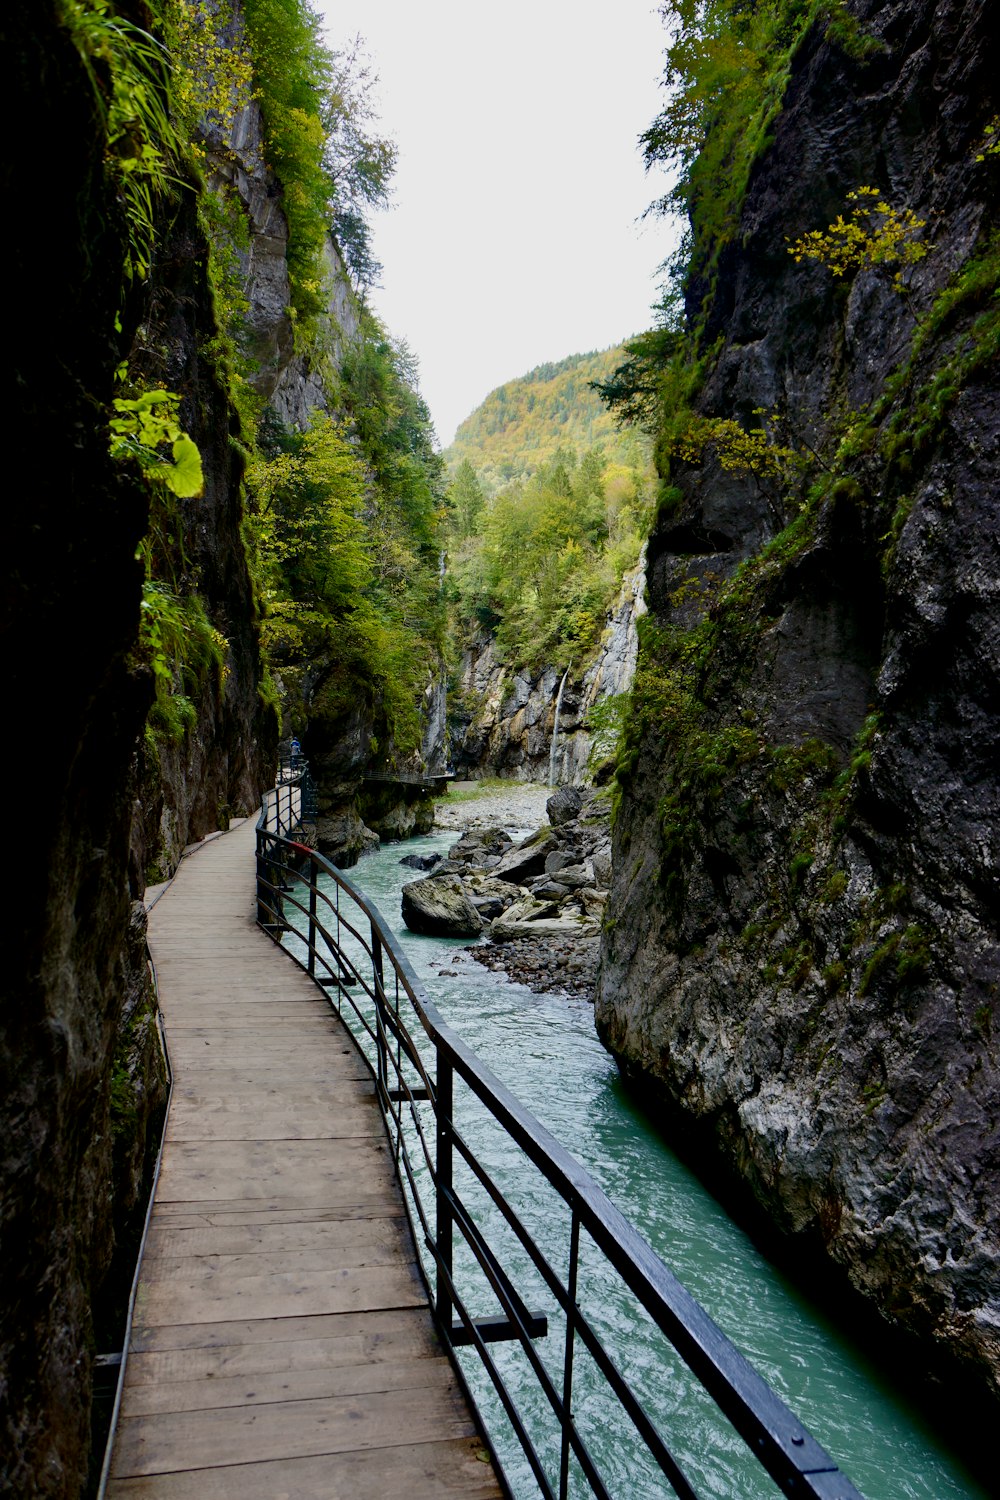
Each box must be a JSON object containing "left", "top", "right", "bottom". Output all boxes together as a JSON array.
[{"left": 106, "top": 816, "right": 501, "bottom": 1499}]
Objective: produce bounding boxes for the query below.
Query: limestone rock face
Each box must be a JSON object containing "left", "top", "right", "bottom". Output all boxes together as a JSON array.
[
  {"left": 315, "top": 810, "right": 380, "bottom": 868},
  {"left": 596, "top": 0, "right": 1000, "bottom": 1415},
  {"left": 453, "top": 553, "right": 646, "bottom": 783},
  {"left": 401, "top": 876, "right": 484, "bottom": 937}
]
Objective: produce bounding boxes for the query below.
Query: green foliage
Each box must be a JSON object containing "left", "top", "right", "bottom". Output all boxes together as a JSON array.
[
  {"left": 444, "top": 351, "right": 655, "bottom": 673},
  {"left": 238, "top": 1, "right": 397, "bottom": 314},
  {"left": 61, "top": 0, "right": 188, "bottom": 288},
  {"left": 139, "top": 582, "right": 228, "bottom": 742},
  {"left": 249, "top": 334, "right": 445, "bottom": 756},
  {"left": 641, "top": 1, "right": 866, "bottom": 289},
  {"left": 323, "top": 38, "right": 398, "bottom": 289},
  {"left": 240, "top": 0, "right": 335, "bottom": 320},
  {"left": 585, "top": 693, "right": 631, "bottom": 766},
  {"left": 170, "top": 0, "right": 256, "bottom": 151},
  {"left": 447, "top": 447, "right": 651, "bottom": 672},
  {"left": 975, "top": 115, "right": 1000, "bottom": 162},
  {"left": 110, "top": 384, "right": 205, "bottom": 497},
  {"left": 593, "top": 327, "right": 685, "bottom": 433}
]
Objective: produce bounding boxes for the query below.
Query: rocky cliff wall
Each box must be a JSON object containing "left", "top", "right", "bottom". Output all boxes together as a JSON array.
[
  {"left": 1, "top": 4, "right": 279, "bottom": 1491},
  {"left": 597, "top": 0, "right": 1000, "bottom": 1422},
  {"left": 128, "top": 177, "right": 278, "bottom": 883},
  {"left": 454, "top": 555, "right": 646, "bottom": 784},
  {"left": 203, "top": 21, "right": 445, "bottom": 862},
  {"left": 1, "top": 6, "right": 166, "bottom": 1492}
]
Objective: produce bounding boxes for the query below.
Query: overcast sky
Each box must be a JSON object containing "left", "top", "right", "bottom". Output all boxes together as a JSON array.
[{"left": 313, "top": 0, "right": 675, "bottom": 446}]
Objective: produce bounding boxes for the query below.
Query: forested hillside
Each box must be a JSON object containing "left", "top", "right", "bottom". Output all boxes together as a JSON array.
[
  {"left": 443, "top": 356, "right": 653, "bottom": 677},
  {"left": 446, "top": 347, "right": 645, "bottom": 492}
]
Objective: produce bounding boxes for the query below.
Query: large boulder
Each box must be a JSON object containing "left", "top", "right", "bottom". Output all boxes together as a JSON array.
[
  {"left": 399, "top": 851, "right": 441, "bottom": 872},
  {"left": 546, "top": 786, "right": 583, "bottom": 826},
  {"left": 493, "top": 827, "right": 559, "bottom": 884},
  {"left": 448, "top": 827, "right": 513, "bottom": 862},
  {"left": 401, "top": 875, "right": 483, "bottom": 937}
]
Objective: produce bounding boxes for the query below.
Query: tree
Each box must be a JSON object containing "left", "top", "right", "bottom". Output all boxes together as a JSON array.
[
  {"left": 447, "top": 459, "right": 486, "bottom": 539},
  {"left": 323, "top": 36, "right": 398, "bottom": 289}
]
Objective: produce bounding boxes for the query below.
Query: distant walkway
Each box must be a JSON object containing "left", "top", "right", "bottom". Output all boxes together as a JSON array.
[{"left": 106, "top": 816, "right": 500, "bottom": 1499}]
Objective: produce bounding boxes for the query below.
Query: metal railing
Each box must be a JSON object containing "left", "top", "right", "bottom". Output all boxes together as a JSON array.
[{"left": 255, "top": 773, "right": 863, "bottom": 1500}]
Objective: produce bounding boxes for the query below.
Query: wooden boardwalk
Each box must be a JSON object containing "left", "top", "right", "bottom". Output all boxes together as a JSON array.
[{"left": 106, "top": 816, "right": 501, "bottom": 1499}]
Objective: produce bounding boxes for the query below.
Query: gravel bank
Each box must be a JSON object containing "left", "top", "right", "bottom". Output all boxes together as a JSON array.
[{"left": 433, "top": 780, "right": 553, "bottom": 836}]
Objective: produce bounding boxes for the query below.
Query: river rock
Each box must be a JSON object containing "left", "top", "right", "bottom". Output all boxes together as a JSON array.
[
  {"left": 493, "top": 827, "right": 559, "bottom": 883},
  {"left": 547, "top": 786, "right": 584, "bottom": 826},
  {"left": 464, "top": 874, "right": 524, "bottom": 920},
  {"left": 315, "top": 810, "right": 380, "bottom": 868},
  {"left": 399, "top": 851, "right": 440, "bottom": 871},
  {"left": 492, "top": 911, "right": 589, "bottom": 941},
  {"left": 401, "top": 875, "right": 483, "bottom": 937},
  {"left": 449, "top": 827, "right": 513, "bottom": 861}
]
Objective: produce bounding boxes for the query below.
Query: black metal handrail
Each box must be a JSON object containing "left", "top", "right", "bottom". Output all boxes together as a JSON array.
[{"left": 255, "top": 772, "right": 864, "bottom": 1500}]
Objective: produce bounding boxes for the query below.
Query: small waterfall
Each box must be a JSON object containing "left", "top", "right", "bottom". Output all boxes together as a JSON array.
[{"left": 548, "top": 665, "right": 571, "bottom": 787}]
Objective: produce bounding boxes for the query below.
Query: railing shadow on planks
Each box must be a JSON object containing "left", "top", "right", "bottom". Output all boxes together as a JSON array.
[{"left": 256, "top": 772, "right": 864, "bottom": 1500}]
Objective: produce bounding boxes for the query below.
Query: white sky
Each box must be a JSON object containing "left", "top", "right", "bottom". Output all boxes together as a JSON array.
[{"left": 313, "top": 0, "right": 675, "bottom": 447}]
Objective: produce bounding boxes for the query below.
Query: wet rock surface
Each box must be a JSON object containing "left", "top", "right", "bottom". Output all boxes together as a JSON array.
[{"left": 403, "top": 784, "right": 611, "bottom": 997}]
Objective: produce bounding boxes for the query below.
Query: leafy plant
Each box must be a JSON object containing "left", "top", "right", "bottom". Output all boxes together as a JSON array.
[
  {"left": 110, "top": 387, "right": 204, "bottom": 497},
  {"left": 61, "top": 0, "right": 187, "bottom": 286},
  {"left": 787, "top": 186, "right": 928, "bottom": 289}
]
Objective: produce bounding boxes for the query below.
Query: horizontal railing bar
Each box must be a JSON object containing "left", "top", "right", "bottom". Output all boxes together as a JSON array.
[{"left": 451, "top": 1312, "right": 549, "bottom": 1346}]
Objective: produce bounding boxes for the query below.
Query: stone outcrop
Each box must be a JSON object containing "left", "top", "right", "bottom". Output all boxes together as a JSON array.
[
  {"left": 596, "top": 0, "right": 1000, "bottom": 1421},
  {"left": 453, "top": 554, "right": 645, "bottom": 783}
]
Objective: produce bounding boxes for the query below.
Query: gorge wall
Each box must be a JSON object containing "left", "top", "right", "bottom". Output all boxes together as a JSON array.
[
  {"left": 453, "top": 555, "right": 646, "bottom": 784},
  {"left": 1, "top": 3, "right": 275, "bottom": 1493},
  {"left": 597, "top": 0, "right": 1000, "bottom": 1420}
]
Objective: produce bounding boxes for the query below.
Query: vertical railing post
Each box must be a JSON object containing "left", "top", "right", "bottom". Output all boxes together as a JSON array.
[
  {"left": 559, "top": 1208, "right": 581, "bottom": 1500},
  {"left": 372, "top": 923, "right": 387, "bottom": 1109},
  {"left": 255, "top": 828, "right": 267, "bottom": 927},
  {"left": 308, "top": 863, "right": 317, "bottom": 978},
  {"left": 436, "top": 1047, "right": 454, "bottom": 1339}
]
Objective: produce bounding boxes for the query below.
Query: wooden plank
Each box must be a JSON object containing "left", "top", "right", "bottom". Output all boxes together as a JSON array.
[
  {"left": 148, "top": 1199, "right": 405, "bottom": 1226},
  {"left": 133, "top": 1258, "right": 426, "bottom": 1327},
  {"left": 120, "top": 1352, "right": 456, "bottom": 1416},
  {"left": 106, "top": 1437, "right": 501, "bottom": 1498},
  {"left": 141, "top": 1215, "right": 407, "bottom": 1261},
  {"left": 110, "top": 1382, "right": 477, "bottom": 1476},
  {"left": 129, "top": 1307, "right": 433, "bottom": 1354},
  {"left": 125, "top": 1321, "right": 439, "bottom": 1382},
  {"left": 149, "top": 1195, "right": 405, "bottom": 1219},
  {"left": 138, "top": 1240, "right": 409, "bottom": 1284}
]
